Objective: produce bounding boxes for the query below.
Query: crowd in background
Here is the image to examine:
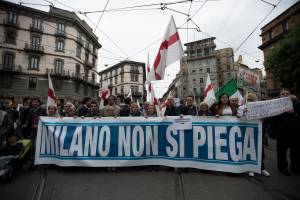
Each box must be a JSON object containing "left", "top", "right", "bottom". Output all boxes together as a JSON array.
[{"left": 0, "top": 88, "right": 299, "bottom": 176}]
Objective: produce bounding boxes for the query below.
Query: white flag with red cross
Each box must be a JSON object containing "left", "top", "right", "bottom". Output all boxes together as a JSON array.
[
  {"left": 146, "top": 16, "right": 183, "bottom": 83},
  {"left": 203, "top": 73, "right": 216, "bottom": 107},
  {"left": 47, "top": 72, "right": 57, "bottom": 114}
]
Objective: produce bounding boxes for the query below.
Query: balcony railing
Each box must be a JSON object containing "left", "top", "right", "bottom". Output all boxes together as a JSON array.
[
  {"left": 47, "top": 68, "right": 70, "bottom": 77},
  {"left": 0, "top": 64, "right": 22, "bottom": 73},
  {"left": 24, "top": 43, "right": 44, "bottom": 54},
  {"left": 3, "top": 18, "right": 19, "bottom": 27},
  {"left": 76, "top": 37, "right": 83, "bottom": 46},
  {"left": 29, "top": 24, "right": 44, "bottom": 33},
  {"left": 70, "top": 72, "right": 99, "bottom": 87},
  {"left": 55, "top": 30, "right": 66, "bottom": 37}
]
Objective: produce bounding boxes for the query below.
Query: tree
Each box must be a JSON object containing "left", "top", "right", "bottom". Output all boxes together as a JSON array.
[{"left": 266, "top": 20, "right": 300, "bottom": 94}]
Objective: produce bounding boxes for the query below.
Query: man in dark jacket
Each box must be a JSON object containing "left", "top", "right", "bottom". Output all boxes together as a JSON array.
[
  {"left": 164, "top": 96, "right": 180, "bottom": 116},
  {"left": 272, "top": 89, "right": 300, "bottom": 175},
  {"left": 78, "top": 97, "right": 91, "bottom": 117},
  {"left": 180, "top": 95, "right": 197, "bottom": 116},
  {"left": 119, "top": 97, "right": 131, "bottom": 117}
]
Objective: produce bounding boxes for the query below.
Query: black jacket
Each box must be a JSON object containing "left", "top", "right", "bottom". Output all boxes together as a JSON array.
[
  {"left": 180, "top": 106, "right": 197, "bottom": 116},
  {"left": 164, "top": 106, "right": 180, "bottom": 116}
]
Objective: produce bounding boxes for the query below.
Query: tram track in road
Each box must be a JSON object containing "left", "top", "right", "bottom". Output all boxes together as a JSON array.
[
  {"left": 31, "top": 167, "right": 47, "bottom": 200},
  {"left": 175, "top": 168, "right": 185, "bottom": 200}
]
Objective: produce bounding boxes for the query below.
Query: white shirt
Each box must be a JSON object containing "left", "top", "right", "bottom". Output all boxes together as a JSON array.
[{"left": 222, "top": 106, "right": 233, "bottom": 116}]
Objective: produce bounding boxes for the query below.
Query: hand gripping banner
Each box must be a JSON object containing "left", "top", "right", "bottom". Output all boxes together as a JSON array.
[{"left": 35, "top": 116, "right": 262, "bottom": 173}]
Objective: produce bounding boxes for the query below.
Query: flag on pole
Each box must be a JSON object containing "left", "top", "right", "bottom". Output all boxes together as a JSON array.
[
  {"left": 99, "top": 80, "right": 109, "bottom": 109},
  {"left": 47, "top": 72, "right": 57, "bottom": 114},
  {"left": 203, "top": 74, "right": 216, "bottom": 107},
  {"left": 215, "top": 79, "right": 242, "bottom": 103},
  {"left": 136, "top": 99, "right": 141, "bottom": 110},
  {"left": 145, "top": 53, "right": 151, "bottom": 102},
  {"left": 160, "top": 91, "right": 171, "bottom": 117},
  {"left": 150, "top": 83, "right": 161, "bottom": 117},
  {"left": 127, "top": 88, "right": 132, "bottom": 100},
  {"left": 146, "top": 16, "right": 183, "bottom": 83}
]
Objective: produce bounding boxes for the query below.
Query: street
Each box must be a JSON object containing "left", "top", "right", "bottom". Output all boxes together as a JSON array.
[{"left": 1, "top": 139, "right": 300, "bottom": 200}]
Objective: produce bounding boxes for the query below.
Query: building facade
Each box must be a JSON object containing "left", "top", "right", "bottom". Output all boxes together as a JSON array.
[
  {"left": 174, "top": 38, "right": 219, "bottom": 103},
  {"left": 98, "top": 60, "right": 146, "bottom": 103},
  {"left": 259, "top": 1, "right": 300, "bottom": 97},
  {"left": 0, "top": 1, "right": 101, "bottom": 106},
  {"left": 216, "top": 47, "right": 235, "bottom": 86},
  {"left": 234, "top": 56, "right": 263, "bottom": 99}
]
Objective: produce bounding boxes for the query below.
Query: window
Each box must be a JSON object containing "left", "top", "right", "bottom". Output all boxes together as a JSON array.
[
  {"left": 85, "top": 53, "right": 89, "bottom": 62},
  {"left": 227, "top": 72, "right": 231, "bottom": 78},
  {"left": 54, "top": 59, "right": 63, "bottom": 74},
  {"left": 53, "top": 78, "right": 62, "bottom": 90},
  {"left": 57, "top": 23, "right": 65, "bottom": 35},
  {"left": 28, "top": 77, "right": 37, "bottom": 89},
  {"left": 204, "top": 48, "right": 209, "bottom": 56},
  {"left": 76, "top": 44, "right": 81, "bottom": 58},
  {"left": 7, "top": 11, "right": 16, "bottom": 24},
  {"left": 76, "top": 64, "right": 80, "bottom": 76},
  {"left": 115, "top": 88, "right": 117, "bottom": 95},
  {"left": 84, "top": 85, "right": 88, "bottom": 95},
  {"left": 197, "top": 49, "right": 202, "bottom": 57},
  {"left": 56, "top": 39, "right": 64, "bottom": 51},
  {"left": 115, "top": 75, "right": 117, "bottom": 84},
  {"left": 193, "top": 78, "right": 196, "bottom": 83},
  {"left": 121, "top": 73, "right": 124, "bottom": 82},
  {"left": 33, "top": 17, "right": 42, "bottom": 30},
  {"left": 29, "top": 56, "right": 39, "bottom": 70},
  {"left": 206, "top": 68, "right": 210, "bottom": 73},
  {"left": 193, "top": 88, "right": 197, "bottom": 93},
  {"left": 75, "top": 82, "right": 79, "bottom": 93},
  {"left": 77, "top": 32, "right": 82, "bottom": 43},
  {"left": 5, "top": 29, "right": 16, "bottom": 44},
  {"left": 200, "top": 78, "right": 203, "bottom": 83},
  {"left": 92, "top": 73, "right": 95, "bottom": 83},
  {"left": 3, "top": 53, "right": 14, "bottom": 69},
  {"left": 32, "top": 36, "right": 41, "bottom": 49},
  {"left": 227, "top": 65, "right": 230, "bottom": 70},
  {"left": 284, "top": 21, "right": 289, "bottom": 30},
  {"left": 131, "top": 72, "right": 134, "bottom": 82},
  {"left": 0, "top": 75, "right": 12, "bottom": 88},
  {"left": 192, "top": 70, "right": 196, "bottom": 73},
  {"left": 121, "top": 86, "right": 124, "bottom": 95},
  {"left": 135, "top": 73, "right": 138, "bottom": 82},
  {"left": 92, "top": 57, "right": 96, "bottom": 66}
]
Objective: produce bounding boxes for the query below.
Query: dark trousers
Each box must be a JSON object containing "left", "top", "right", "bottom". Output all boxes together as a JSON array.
[{"left": 277, "top": 138, "right": 300, "bottom": 171}]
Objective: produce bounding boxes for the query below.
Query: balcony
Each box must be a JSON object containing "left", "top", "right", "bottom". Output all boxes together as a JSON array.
[
  {"left": 55, "top": 30, "right": 66, "bottom": 38},
  {"left": 84, "top": 59, "right": 94, "bottom": 69},
  {"left": 24, "top": 43, "right": 44, "bottom": 54},
  {"left": 30, "top": 24, "right": 44, "bottom": 33},
  {"left": 3, "top": 18, "right": 19, "bottom": 28},
  {"left": 47, "top": 68, "right": 70, "bottom": 78},
  {"left": 132, "top": 92, "right": 142, "bottom": 97},
  {"left": 130, "top": 69, "right": 139, "bottom": 74},
  {"left": 70, "top": 72, "right": 99, "bottom": 88},
  {"left": 0, "top": 64, "right": 22, "bottom": 73},
  {"left": 76, "top": 37, "right": 84, "bottom": 46}
]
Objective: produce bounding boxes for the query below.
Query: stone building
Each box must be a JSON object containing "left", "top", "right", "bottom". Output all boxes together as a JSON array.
[
  {"left": 98, "top": 60, "right": 146, "bottom": 103},
  {"left": 0, "top": 1, "right": 101, "bottom": 106},
  {"left": 259, "top": 1, "right": 300, "bottom": 97}
]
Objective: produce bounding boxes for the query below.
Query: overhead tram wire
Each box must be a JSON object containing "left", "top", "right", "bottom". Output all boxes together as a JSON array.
[
  {"left": 95, "top": 0, "right": 110, "bottom": 31},
  {"left": 234, "top": 0, "right": 282, "bottom": 53},
  {"left": 45, "top": 0, "right": 130, "bottom": 59},
  {"left": 82, "top": 0, "right": 192, "bottom": 14}
]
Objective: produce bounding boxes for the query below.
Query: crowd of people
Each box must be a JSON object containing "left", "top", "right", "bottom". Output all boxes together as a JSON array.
[{"left": 0, "top": 88, "right": 299, "bottom": 176}]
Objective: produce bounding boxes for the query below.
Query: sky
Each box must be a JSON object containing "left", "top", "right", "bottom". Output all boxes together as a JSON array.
[{"left": 8, "top": 0, "right": 299, "bottom": 97}]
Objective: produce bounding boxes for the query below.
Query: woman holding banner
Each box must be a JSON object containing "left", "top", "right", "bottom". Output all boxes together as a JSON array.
[{"left": 215, "top": 93, "right": 237, "bottom": 116}]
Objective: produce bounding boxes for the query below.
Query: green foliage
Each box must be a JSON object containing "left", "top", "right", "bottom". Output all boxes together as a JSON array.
[{"left": 266, "top": 20, "right": 300, "bottom": 94}]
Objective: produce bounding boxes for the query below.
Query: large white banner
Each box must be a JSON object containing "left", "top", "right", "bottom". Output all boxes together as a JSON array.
[
  {"left": 35, "top": 116, "right": 262, "bottom": 173},
  {"left": 245, "top": 97, "right": 293, "bottom": 120}
]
